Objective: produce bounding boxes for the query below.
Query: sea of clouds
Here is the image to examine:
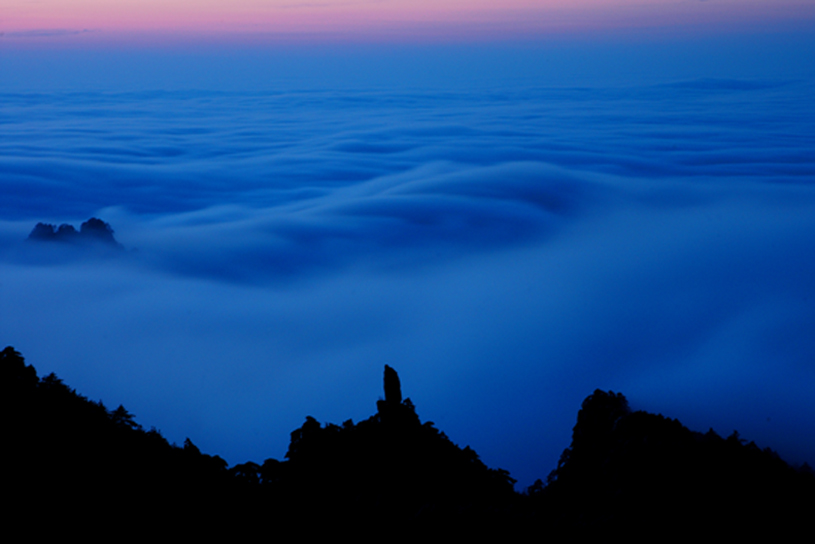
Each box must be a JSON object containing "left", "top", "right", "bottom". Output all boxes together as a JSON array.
[{"left": 2, "top": 60, "right": 814, "bottom": 486}]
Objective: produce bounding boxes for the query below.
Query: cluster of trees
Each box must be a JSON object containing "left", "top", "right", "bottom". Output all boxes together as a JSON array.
[{"left": 2, "top": 347, "right": 813, "bottom": 537}]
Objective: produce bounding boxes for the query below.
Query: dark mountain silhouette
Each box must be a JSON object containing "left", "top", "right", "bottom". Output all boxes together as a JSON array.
[
  {"left": 271, "top": 365, "right": 518, "bottom": 532},
  {"left": 538, "top": 389, "right": 815, "bottom": 536},
  {"left": 27, "top": 217, "right": 123, "bottom": 249},
  {"left": 2, "top": 347, "right": 813, "bottom": 537}
]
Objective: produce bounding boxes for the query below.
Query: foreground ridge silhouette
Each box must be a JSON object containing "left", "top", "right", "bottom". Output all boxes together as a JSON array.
[{"left": 2, "top": 347, "right": 813, "bottom": 537}]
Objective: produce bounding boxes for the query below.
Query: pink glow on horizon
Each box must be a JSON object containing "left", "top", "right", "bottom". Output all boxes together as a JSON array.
[{"left": 3, "top": 0, "right": 815, "bottom": 44}]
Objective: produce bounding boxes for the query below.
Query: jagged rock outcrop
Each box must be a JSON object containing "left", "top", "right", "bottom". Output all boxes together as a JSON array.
[
  {"left": 28, "top": 218, "right": 123, "bottom": 249},
  {"left": 279, "top": 366, "right": 516, "bottom": 529}
]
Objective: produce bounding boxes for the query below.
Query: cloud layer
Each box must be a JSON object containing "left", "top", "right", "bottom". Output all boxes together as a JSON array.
[{"left": 2, "top": 73, "right": 814, "bottom": 487}]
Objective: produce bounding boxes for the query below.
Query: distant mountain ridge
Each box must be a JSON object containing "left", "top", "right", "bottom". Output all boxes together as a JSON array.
[{"left": 27, "top": 217, "right": 123, "bottom": 249}]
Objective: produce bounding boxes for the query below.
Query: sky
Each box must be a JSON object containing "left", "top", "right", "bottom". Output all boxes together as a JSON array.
[
  {"left": 2, "top": 1, "right": 815, "bottom": 488},
  {"left": 4, "top": 0, "right": 815, "bottom": 43}
]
